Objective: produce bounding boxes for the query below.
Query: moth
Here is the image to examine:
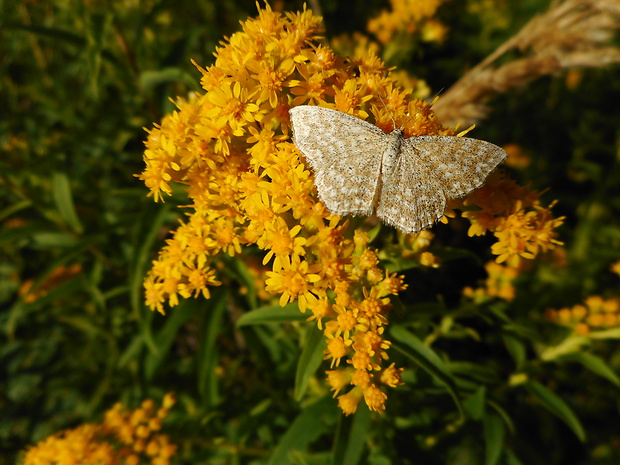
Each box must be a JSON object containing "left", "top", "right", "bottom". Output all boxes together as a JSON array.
[{"left": 289, "top": 105, "right": 507, "bottom": 234}]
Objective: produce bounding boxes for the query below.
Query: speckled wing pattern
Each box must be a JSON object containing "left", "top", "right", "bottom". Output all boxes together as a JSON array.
[
  {"left": 289, "top": 105, "right": 507, "bottom": 234},
  {"left": 375, "top": 153, "right": 447, "bottom": 234},
  {"left": 404, "top": 136, "right": 507, "bottom": 198},
  {"left": 289, "top": 106, "right": 390, "bottom": 216}
]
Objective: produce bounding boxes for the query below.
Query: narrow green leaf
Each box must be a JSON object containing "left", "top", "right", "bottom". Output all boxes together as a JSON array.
[
  {"left": 31, "top": 232, "right": 79, "bottom": 248},
  {"left": 294, "top": 326, "right": 326, "bottom": 401},
  {"left": 251, "top": 325, "right": 288, "bottom": 364},
  {"left": 540, "top": 335, "right": 590, "bottom": 361},
  {"left": 427, "top": 246, "right": 480, "bottom": 263},
  {"left": 7, "top": 24, "right": 119, "bottom": 63},
  {"left": 463, "top": 386, "right": 486, "bottom": 420},
  {"left": 140, "top": 68, "right": 196, "bottom": 90},
  {"left": 145, "top": 301, "right": 197, "bottom": 380},
  {"left": 268, "top": 396, "right": 336, "bottom": 465},
  {"left": 130, "top": 203, "right": 174, "bottom": 355},
  {"left": 588, "top": 327, "right": 620, "bottom": 339},
  {"left": 487, "top": 400, "right": 516, "bottom": 435},
  {"left": 0, "top": 199, "right": 31, "bottom": 222},
  {"left": 502, "top": 333, "right": 526, "bottom": 368},
  {"left": 227, "top": 258, "right": 258, "bottom": 309},
  {"left": 505, "top": 450, "right": 526, "bottom": 465},
  {"left": 483, "top": 411, "right": 505, "bottom": 465},
  {"left": 236, "top": 302, "right": 306, "bottom": 326},
  {"left": 390, "top": 325, "right": 464, "bottom": 418},
  {"left": 564, "top": 352, "right": 620, "bottom": 387},
  {"left": 334, "top": 404, "right": 371, "bottom": 465},
  {"left": 52, "top": 172, "right": 83, "bottom": 234},
  {"left": 198, "top": 289, "right": 228, "bottom": 407},
  {"left": 525, "top": 381, "right": 586, "bottom": 441},
  {"left": 117, "top": 335, "right": 146, "bottom": 369},
  {"left": 448, "top": 361, "right": 501, "bottom": 384},
  {"left": 340, "top": 404, "right": 371, "bottom": 465}
]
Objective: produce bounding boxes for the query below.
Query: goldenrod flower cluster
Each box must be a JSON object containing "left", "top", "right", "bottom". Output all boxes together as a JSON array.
[
  {"left": 547, "top": 296, "right": 620, "bottom": 335},
  {"left": 22, "top": 394, "right": 177, "bottom": 465},
  {"left": 22, "top": 425, "right": 116, "bottom": 465},
  {"left": 367, "top": 0, "right": 447, "bottom": 44},
  {"left": 460, "top": 172, "right": 564, "bottom": 265},
  {"left": 464, "top": 260, "right": 522, "bottom": 302},
  {"left": 137, "top": 5, "right": 563, "bottom": 414}
]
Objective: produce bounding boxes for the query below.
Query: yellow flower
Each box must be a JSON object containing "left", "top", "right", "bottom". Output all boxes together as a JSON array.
[
  {"left": 337, "top": 387, "right": 364, "bottom": 415},
  {"left": 464, "top": 260, "right": 523, "bottom": 303},
  {"left": 265, "top": 254, "right": 321, "bottom": 310},
  {"left": 137, "top": 4, "right": 562, "bottom": 415},
  {"left": 23, "top": 424, "right": 115, "bottom": 465},
  {"left": 462, "top": 173, "right": 564, "bottom": 265},
  {"left": 548, "top": 296, "right": 620, "bottom": 333},
  {"left": 23, "top": 396, "right": 177, "bottom": 465},
  {"left": 326, "top": 368, "right": 354, "bottom": 396},
  {"left": 362, "top": 383, "right": 389, "bottom": 414},
  {"left": 367, "top": 0, "right": 445, "bottom": 44},
  {"left": 380, "top": 363, "right": 405, "bottom": 388},
  {"left": 325, "top": 335, "right": 351, "bottom": 368}
]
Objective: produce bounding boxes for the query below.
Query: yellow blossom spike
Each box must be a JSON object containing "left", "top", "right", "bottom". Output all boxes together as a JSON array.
[{"left": 137, "top": 4, "right": 563, "bottom": 416}]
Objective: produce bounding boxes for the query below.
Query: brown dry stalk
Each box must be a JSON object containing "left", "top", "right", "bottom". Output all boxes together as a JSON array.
[{"left": 432, "top": 0, "right": 620, "bottom": 127}]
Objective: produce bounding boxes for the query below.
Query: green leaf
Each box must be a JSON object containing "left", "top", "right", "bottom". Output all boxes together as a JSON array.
[
  {"left": 198, "top": 289, "right": 228, "bottom": 407},
  {"left": 294, "top": 326, "right": 326, "bottom": 401},
  {"left": 7, "top": 24, "right": 120, "bottom": 63},
  {"left": 144, "top": 300, "right": 197, "bottom": 380},
  {"left": 448, "top": 362, "right": 501, "bottom": 384},
  {"left": 117, "top": 334, "right": 146, "bottom": 369},
  {"left": 140, "top": 68, "right": 197, "bottom": 90},
  {"left": 384, "top": 256, "right": 423, "bottom": 273},
  {"left": 268, "top": 396, "right": 336, "bottom": 465},
  {"left": 505, "top": 450, "right": 525, "bottom": 465},
  {"left": 129, "top": 202, "right": 175, "bottom": 354},
  {"left": 502, "top": 333, "right": 526, "bottom": 368},
  {"left": 564, "top": 352, "right": 620, "bottom": 387},
  {"left": 236, "top": 302, "right": 307, "bottom": 326},
  {"left": 52, "top": 172, "right": 83, "bottom": 234},
  {"left": 31, "top": 232, "right": 80, "bottom": 248},
  {"left": 487, "top": 400, "right": 516, "bottom": 435},
  {"left": 390, "top": 325, "right": 464, "bottom": 418},
  {"left": 428, "top": 246, "right": 480, "bottom": 263},
  {"left": 463, "top": 386, "right": 486, "bottom": 420},
  {"left": 540, "top": 335, "right": 590, "bottom": 361},
  {"left": 483, "top": 411, "right": 505, "bottom": 465},
  {"left": 525, "top": 381, "right": 586, "bottom": 441},
  {"left": 227, "top": 258, "right": 258, "bottom": 309},
  {"left": 332, "top": 404, "right": 371, "bottom": 465},
  {"left": 0, "top": 199, "right": 31, "bottom": 222},
  {"left": 588, "top": 327, "right": 620, "bottom": 339}
]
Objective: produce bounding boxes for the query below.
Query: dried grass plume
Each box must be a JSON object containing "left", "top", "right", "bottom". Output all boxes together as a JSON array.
[{"left": 433, "top": 0, "right": 620, "bottom": 126}]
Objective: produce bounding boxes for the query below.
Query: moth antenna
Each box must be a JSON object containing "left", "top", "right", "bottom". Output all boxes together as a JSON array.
[
  {"left": 429, "top": 88, "right": 444, "bottom": 105},
  {"left": 377, "top": 92, "right": 398, "bottom": 132},
  {"left": 401, "top": 90, "right": 444, "bottom": 133},
  {"left": 400, "top": 104, "right": 424, "bottom": 133}
]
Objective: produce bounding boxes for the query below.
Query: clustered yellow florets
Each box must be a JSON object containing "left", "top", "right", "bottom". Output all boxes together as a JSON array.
[
  {"left": 463, "top": 260, "right": 523, "bottom": 302},
  {"left": 137, "top": 4, "right": 563, "bottom": 415},
  {"left": 460, "top": 172, "right": 564, "bottom": 266},
  {"left": 367, "top": 0, "right": 447, "bottom": 44},
  {"left": 547, "top": 296, "right": 620, "bottom": 335},
  {"left": 22, "top": 394, "right": 177, "bottom": 465}
]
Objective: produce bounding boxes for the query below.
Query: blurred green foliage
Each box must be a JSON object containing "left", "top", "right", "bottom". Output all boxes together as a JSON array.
[{"left": 2, "top": 0, "right": 620, "bottom": 464}]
